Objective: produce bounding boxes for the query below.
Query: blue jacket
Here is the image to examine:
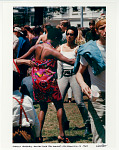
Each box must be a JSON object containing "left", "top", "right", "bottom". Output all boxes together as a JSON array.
[
  {"left": 73, "top": 40, "right": 105, "bottom": 75},
  {"left": 17, "top": 37, "right": 26, "bottom": 58}
]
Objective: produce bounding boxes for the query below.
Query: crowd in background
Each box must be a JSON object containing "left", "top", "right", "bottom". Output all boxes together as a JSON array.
[
  {"left": 13, "top": 20, "right": 97, "bottom": 82},
  {"left": 13, "top": 15, "right": 106, "bottom": 143}
]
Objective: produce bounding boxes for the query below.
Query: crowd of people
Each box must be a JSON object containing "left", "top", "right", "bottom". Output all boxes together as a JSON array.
[{"left": 13, "top": 14, "right": 106, "bottom": 143}]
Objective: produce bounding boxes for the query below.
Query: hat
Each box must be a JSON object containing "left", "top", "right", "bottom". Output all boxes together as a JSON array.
[
  {"left": 14, "top": 27, "right": 23, "bottom": 35},
  {"left": 95, "top": 14, "right": 106, "bottom": 24}
]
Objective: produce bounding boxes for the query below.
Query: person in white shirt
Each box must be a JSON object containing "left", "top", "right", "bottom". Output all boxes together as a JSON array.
[
  {"left": 57, "top": 26, "right": 91, "bottom": 135},
  {"left": 13, "top": 33, "right": 19, "bottom": 59},
  {"left": 13, "top": 71, "right": 40, "bottom": 143},
  {"left": 76, "top": 15, "right": 106, "bottom": 143}
]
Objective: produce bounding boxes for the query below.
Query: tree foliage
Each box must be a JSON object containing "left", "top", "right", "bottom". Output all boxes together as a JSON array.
[
  {"left": 43, "top": 7, "right": 68, "bottom": 18},
  {"left": 87, "top": 7, "right": 106, "bottom": 11}
]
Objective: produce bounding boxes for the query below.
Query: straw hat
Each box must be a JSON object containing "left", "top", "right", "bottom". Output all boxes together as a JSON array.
[{"left": 14, "top": 27, "right": 23, "bottom": 35}]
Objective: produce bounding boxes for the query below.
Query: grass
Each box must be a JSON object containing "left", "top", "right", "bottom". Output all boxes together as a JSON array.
[{"left": 34, "top": 95, "right": 92, "bottom": 143}]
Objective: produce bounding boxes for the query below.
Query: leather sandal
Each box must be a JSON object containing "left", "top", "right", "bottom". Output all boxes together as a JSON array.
[{"left": 58, "top": 136, "right": 70, "bottom": 143}]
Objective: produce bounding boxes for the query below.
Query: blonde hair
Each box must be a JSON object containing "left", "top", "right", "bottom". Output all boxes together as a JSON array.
[{"left": 75, "top": 29, "right": 86, "bottom": 45}]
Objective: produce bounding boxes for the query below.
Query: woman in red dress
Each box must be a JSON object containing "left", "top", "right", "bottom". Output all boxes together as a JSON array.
[{"left": 19, "top": 28, "right": 75, "bottom": 143}]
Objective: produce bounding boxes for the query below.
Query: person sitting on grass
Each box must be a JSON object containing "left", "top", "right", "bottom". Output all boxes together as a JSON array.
[{"left": 13, "top": 71, "right": 41, "bottom": 143}]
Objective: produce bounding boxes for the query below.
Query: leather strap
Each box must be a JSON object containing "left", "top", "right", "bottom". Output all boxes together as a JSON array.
[
  {"left": 13, "top": 59, "right": 20, "bottom": 74},
  {"left": 13, "top": 94, "right": 29, "bottom": 127}
]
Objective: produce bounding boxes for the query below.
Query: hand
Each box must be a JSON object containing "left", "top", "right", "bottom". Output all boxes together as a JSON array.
[
  {"left": 70, "top": 58, "right": 76, "bottom": 65},
  {"left": 15, "top": 59, "right": 38, "bottom": 67},
  {"left": 81, "top": 82, "right": 91, "bottom": 99},
  {"left": 27, "top": 60, "right": 38, "bottom": 67}
]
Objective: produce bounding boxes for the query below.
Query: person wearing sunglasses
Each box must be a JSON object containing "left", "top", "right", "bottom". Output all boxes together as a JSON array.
[{"left": 57, "top": 26, "right": 91, "bottom": 135}]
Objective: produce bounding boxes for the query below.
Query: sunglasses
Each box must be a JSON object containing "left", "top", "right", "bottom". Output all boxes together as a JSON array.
[{"left": 66, "top": 33, "right": 74, "bottom": 36}]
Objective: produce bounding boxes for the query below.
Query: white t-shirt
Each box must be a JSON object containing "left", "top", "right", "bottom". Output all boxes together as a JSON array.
[
  {"left": 13, "top": 33, "right": 19, "bottom": 50},
  {"left": 13, "top": 90, "right": 40, "bottom": 137},
  {"left": 80, "top": 42, "right": 106, "bottom": 92},
  {"left": 60, "top": 45, "right": 77, "bottom": 69}
]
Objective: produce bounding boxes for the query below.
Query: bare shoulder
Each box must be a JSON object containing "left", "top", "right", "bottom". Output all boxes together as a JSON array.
[
  {"left": 62, "top": 43, "right": 67, "bottom": 48},
  {"left": 37, "top": 34, "right": 44, "bottom": 41},
  {"left": 36, "top": 44, "right": 42, "bottom": 49},
  {"left": 56, "top": 45, "right": 61, "bottom": 52},
  {"left": 39, "top": 34, "right": 44, "bottom": 38},
  {"left": 43, "top": 45, "right": 54, "bottom": 53},
  {"left": 35, "top": 44, "right": 43, "bottom": 51},
  {"left": 41, "top": 45, "right": 57, "bottom": 59}
]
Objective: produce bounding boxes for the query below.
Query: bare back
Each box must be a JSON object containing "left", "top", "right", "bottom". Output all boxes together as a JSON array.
[
  {"left": 36, "top": 34, "right": 47, "bottom": 45},
  {"left": 19, "top": 42, "right": 75, "bottom": 66},
  {"left": 35, "top": 43, "right": 55, "bottom": 61}
]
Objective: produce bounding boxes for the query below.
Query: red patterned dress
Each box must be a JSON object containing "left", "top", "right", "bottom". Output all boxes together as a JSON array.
[{"left": 32, "top": 58, "right": 62, "bottom": 103}]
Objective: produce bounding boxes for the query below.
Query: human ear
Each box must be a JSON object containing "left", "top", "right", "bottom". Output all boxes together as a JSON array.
[{"left": 95, "top": 28, "right": 99, "bottom": 35}]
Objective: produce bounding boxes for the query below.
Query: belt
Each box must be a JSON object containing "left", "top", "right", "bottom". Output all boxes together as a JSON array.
[{"left": 63, "top": 69, "right": 75, "bottom": 77}]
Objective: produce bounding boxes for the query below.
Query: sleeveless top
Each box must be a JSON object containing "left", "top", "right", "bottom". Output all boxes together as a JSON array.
[
  {"left": 32, "top": 58, "right": 62, "bottom": 103},
  {"left": 60, "top": 45, "right": 77, "bottom": 70}
]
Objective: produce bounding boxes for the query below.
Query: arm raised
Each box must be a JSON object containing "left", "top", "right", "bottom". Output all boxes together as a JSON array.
[{"left": 36, "top": 35, "right": 42, "bottom": 45}]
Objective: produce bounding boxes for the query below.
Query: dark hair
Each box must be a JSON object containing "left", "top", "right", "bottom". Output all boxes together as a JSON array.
[
  {"left": 61, "top": 20, "right": 70, "bottom": 28},
  {"left": 47, "top": 27, "right": 62, "bottom": 41},
  {"left": 21, "top": 30, "right": 27, "bottom": 37},
  {"left": 33, "top": 26, "right": 42, "bottom": 35},
  {"left": 82, "top": 27, "right": 90, "bottom": 37},
  {"left": 45, "top": 25, "right": 53, "bottom": 32},
  {"left": 13, "top": 71, "right": 21, "bottom": 91},
  {"left": 66, "top": 26, "right": 78, "bottom": 38},
  {"left": 89, "top": 20, "right": 95, "bottom": 26},
  {"left": 24, "top": 25, "right": 31, "bottom": 32}
]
